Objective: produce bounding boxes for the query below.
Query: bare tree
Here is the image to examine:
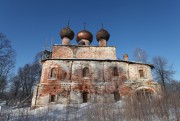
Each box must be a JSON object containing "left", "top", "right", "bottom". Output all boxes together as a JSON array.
[
  {"left": 0, "top": 33, "right": 16, "bottom": 96},
  {"left": 18, "top": 56, "right": 42, "bottom": 104},
  {"left": 133, "top": 48, "right": 148, "bottom": 63},
  {"left": 9, "top": 52, "right": 42, "bottom": 106},
  {"left": 166, "top": 80, "right": 180, "bottom": 92},
  {"left": 10, "top": 75, "right": 21, "bottom": 99},
  {"left": 32, "top": 51, "right": 42, "bottom": 84},
  {"left": 152, "top": 56, "right": 175, "bottom": 92}
]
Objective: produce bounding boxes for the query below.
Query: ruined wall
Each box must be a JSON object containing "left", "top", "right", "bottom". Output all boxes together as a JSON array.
[
  {"left": 40, "top": 60, "right": 129, "bottom": 84},
  {"left": 51, "top": 45, "right": 117, "bottom": 59},
  {"left": 32, "top": 59, "right": 155, "bottom": 107},
  {"left": 40, "top": 60, "right": 71, "bottom": 83},
  {"left": 128, "top": 64, "right": 153, "bottom": 81}
]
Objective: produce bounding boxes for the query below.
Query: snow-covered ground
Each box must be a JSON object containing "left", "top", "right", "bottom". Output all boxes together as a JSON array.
[
  {"left": 0, "top": 102, "right": 123, "bottom": 121},
  {"left": 0, "top": 100, "right": 179, "bottom": 121}
]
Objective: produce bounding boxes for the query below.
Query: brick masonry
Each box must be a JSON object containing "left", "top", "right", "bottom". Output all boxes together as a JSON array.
[{"left": 31, "top": 45, "right": 161, "bottom": 108}]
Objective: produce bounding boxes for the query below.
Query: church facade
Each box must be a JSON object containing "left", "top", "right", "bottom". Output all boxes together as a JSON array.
[{"left": 31, "top": 26, "right": 161, "bottom": 108}]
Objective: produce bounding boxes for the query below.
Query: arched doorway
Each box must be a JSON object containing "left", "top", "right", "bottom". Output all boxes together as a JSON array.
[{"left": 136, "top": 88, "right": 154, "bottom": 101}]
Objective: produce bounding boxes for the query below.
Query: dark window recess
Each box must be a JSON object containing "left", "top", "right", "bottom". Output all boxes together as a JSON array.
[
  {"left": 83, "top": 92, "right": 88, "bottom": 103},
  {"left": 50, "top": 95, "right": 55, "bottom": 102},
  {"left": 114, "top": 91, "right": 120, "bottom": 101},
  {"left": 83, "top": 67, "right": 89, "bottom": 77},
  {"left": 50, "top": 68, "right": 56, "bottom": 78},
  {"left": 139, "top": 70, "right": 144, "bottom": 77},
  {"left": 113, "top": 67, "right": 119, "bottom": 76}
]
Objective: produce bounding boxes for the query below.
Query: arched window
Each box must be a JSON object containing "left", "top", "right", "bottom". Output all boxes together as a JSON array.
[
  {"left": 62, "top": 71, "right": 67, "bottom": 79},
  {"left": 83, "top": 67, "right": 89, "bottom": 77},
  {"left": 50, "top": 68, "right": 56, "bottom": 78},
  {"left": 113, "top": 67, "right": 119, "bottom": 76}
]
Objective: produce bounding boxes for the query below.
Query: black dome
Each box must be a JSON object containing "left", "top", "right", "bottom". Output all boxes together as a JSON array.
[
  {"left": 60, "top": 26, "right": 74, "bottom": 40},
  {"left": 96, "top": 29, "right": 110, "bottom": 41}
]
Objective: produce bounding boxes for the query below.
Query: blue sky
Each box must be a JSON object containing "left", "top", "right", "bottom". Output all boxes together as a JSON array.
[{"left": 0, "top": 0, "right": 180, "bottom": 80}]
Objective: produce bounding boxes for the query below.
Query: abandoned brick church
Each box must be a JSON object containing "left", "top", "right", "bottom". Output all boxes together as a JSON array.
[{"left": 31, "top": 25, "right": 161, "bottom": 108}]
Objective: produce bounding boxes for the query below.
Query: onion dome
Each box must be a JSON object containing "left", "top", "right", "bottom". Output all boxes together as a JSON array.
[
  {"left": 96, "top": 29, "right": 110, "bottom": 41},
  {"left": 60, "top": 26, "right": 74, "bottom": 40},
  {"left": 76, "top": 30, "right": 93, "bottom": 43}
]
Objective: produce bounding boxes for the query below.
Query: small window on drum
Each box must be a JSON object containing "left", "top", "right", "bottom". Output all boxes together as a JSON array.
[
  {"left": 113, "top": 67, "right": 119, "bottom": 76},
  {"left": 50, "top": 68, "right": 56, "bottom": 78},
  {"left": 139, "top": 70, "right": 144, "bottom": 78},
  {"left": 83, "top": 67, "right": 89, "bottom": 77}
]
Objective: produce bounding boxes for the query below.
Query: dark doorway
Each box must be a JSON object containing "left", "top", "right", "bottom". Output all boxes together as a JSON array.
[
  {"left": 83, "top": 92, "right": 88, "bottom": 103},
  {"left": 50, "top": 95, "right": 55, "bottom": 102},
  {"left": 114, "top": 91, "right": 120, "bottom": 101}
]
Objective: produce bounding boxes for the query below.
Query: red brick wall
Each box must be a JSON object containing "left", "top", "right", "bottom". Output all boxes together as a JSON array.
[{"left": 52, "top": 45, "right": 117, "bottom": 59}]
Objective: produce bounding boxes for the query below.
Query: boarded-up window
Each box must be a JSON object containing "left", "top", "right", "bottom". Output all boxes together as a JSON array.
[
  {"left": 139, "top": 70, "right": 144, "bottom": 78},
  {"left": 50, "top": 95, "right": 55, "bottom": 102},
  {"left": 50, "top": 68, "right": 56, "bottom": 78},
  {"left": 113, "top": 67, "right": 119, "bottom": 76},
  {"left": 83, "top": 67, "right": 89, "bottom": 77}
]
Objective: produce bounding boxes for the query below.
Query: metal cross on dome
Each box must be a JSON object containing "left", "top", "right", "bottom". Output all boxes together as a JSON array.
[
  {"left": 83, "top": 22, "right": 86, "bottom": 30},
  {"left": 67, "top": 20, "right": 70, "bottom": 27},
  {"left": 101, "top": 23, "right": 104, "bottom": 29}
]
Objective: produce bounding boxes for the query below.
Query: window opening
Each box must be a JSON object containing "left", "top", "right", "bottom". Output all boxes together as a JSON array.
[
  {"left": 139, "top": 70, "right": 144, "bottom": 78},
  {"left": 113, "top": 67, "right": 119, "bottom": 76},
  {"left": 50, "top": 95, "right": 55, "bottom": 102},
  {"left": 50, "top": 68, "right": 56, "bottom": 78},
  {"left": 83, "top": 67, "right": 89, "bottom": 77},
  {"left": 114, "top": 91, "right": 120, "bottom": 101},
  {"left": 83, "top": 92, "right": 88, "bottom": 103}
]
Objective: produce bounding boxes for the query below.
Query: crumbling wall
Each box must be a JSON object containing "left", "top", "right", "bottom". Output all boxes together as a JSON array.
[
  {"left": 32, "top": 59, "right": 157, "bottom": 108},
  {"left": 128, "top": 64, "right": 153, "bottom": 81},
  {"left": 52, "top": 45, "right": 117, "bottom": 59}
]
